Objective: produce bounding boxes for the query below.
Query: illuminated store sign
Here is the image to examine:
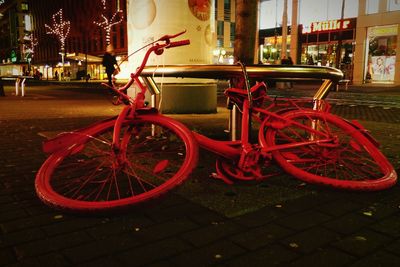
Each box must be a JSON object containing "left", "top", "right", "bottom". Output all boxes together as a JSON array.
[{"left": 302, "top": 19, "right": 351, "bottom": 34}]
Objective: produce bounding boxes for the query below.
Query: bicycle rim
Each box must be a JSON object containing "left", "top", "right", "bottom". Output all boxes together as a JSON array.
[
  {"left": 261, "top": 110, "right": 397, "bottom": 191},
  {"left": 35, "top": 115, "right": 198, "bottom": 212}
]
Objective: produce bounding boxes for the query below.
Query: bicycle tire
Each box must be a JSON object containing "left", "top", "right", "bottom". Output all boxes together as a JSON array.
[
  {"left": 260, "top": 110, "right": 397, "bottom": 191},
  {"left": 35, "top": 114, "right": 198, "bottom": 212}
]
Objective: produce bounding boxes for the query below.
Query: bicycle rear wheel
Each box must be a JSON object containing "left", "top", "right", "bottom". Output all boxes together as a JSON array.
[
  {"left": 35, "top": 114, "right": 198, "bottom": 212},
  {"left": 260, "top": 110, "right": 397, "bottom": 191}
]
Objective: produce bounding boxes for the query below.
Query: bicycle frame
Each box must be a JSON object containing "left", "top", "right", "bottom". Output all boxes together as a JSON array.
[{"left": 192, "top": 97, "right": 334, "bottom": 162}]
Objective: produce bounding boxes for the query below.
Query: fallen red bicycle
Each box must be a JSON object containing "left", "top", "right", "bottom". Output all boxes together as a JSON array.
[{"left": 35, "top": 31, "right": 397, "bottom": 212}]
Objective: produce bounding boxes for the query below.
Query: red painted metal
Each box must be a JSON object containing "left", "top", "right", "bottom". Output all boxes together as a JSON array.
[{"left": 35, "top": 32, "right": 397, "bottom": 212}]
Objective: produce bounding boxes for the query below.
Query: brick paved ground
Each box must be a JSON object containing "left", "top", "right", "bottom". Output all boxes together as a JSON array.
[{"left": 1, "top": 83, "right": 400, "bottom": 266}]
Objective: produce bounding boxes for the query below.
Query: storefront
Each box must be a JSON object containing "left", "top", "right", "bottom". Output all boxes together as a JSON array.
[
  {"left": 300, "top": 18, "right": 357, "bottom": 80},
  {"left": 259, "top": 27, "right": 293, "bottom": 64},
  {"left": 364, "top": 24, "right": 397, "bottom": 84}
]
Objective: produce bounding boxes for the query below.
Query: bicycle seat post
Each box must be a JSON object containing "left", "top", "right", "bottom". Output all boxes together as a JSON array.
[
  {"left": 238, "top": 62, "right": 252, "bottom": 109},
  {"left": 237, "top": 61, "right": 253, "bottom": 142}
]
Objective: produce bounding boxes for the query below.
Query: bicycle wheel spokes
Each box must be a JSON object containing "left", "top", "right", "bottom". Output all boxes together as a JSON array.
[
  {"left": 36, "top": 115, "right": 198, "bottom": 211},
  {"left": 263, "top": 110, "right": 396, "bottom": 190}
]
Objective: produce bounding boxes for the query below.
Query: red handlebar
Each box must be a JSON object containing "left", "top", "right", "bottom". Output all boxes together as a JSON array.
[
  {"left": 167, "top": 39, "right": 190, "bottom": 48},
  {"left": 158, "top": 30, "right": 187, "bottom": 42}
]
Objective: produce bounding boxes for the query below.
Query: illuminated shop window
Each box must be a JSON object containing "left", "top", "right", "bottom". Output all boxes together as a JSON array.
[{"left": 365, "top": 24, "right": 397, "bottom": 83}]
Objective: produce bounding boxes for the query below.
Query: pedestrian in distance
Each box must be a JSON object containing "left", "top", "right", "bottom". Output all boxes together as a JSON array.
[{"left": 102, "top": 44, "right": 119, "bottom": 86}]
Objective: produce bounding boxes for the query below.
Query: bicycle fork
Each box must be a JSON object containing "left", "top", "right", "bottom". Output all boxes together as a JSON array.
[{"left": 111, "top": 105, "right": 135, "bottom": 167}]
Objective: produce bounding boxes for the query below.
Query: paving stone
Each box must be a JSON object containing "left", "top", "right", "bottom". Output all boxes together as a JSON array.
[
  {"left": 74, "top": 256, "right": 124, "bottom": 267},
  {"left": 131, "top": 217, "right": 199, "bottom": 242},
  {"left": 86, "top": 215, "right": 154, "bottom": 239},
  {"left": 1, "top": 213, "right": 65, "bottom": 233},
  {"left": 13, "top": 231, "right": 93, "bottom": 259},
  {"left": 181, "top": 221, "right": 241, "bottom": 247},
  {"left": 349, "top": 250, "right": 400, "bottom": 267},
  {"left": 275, "top": 210, "right": 332, "bottom": 231},
  {"left": 225, "top": 244, "right": 299, "bottom": 267},
  {"left": 270, "top": 193, "right": 326, "bottom": 214},
  {"left": 316, "top": 198, "right": 364, "bottom": 216},
  {"left": 41, "top": 217, "right": 105, "bottom": 236},
  {"left": 323, "top": 213, "right": 374, "bottom": 235},
  {"left": 281, "top": 226, "right": 340, "bottom": 253},
  {"left": 232, "top": 205, "right": 288, "bottom": 228},
  {"left": 332, "top": 229, "right": 392, "bottom": 257},
  {"left": 358, "top": 202, "right": 400, "bottom": 220},
  {"left": 170, "top": 240, "right": 245, "bottom": 266},
  {"left": 63, "top": 234, "right": 140, "bottom": 264},
  {"left": 0, "top": 247, "right": 16, "bottom": 266},
  {"left": 186, "top": 208, "right": 226, "bottom": 225},
  {"left": 1, "top": 228, "right": 46, "bottom": 248},
  {"left": 230, "top": 223, "right": 292, "bottom": 250},
  {"left": 288, "top": 248, "right": 356, "bottom": 267},
  {"left": 384, "top": 239, "right": 400, "bottom": 256},
  {"left": 10, "top": 252, "right": 70, "bottom": 267},
  {"left": 116, "top": 237, "right": 191, "bottom": 266},
  {"left": 369, "top": 215, "right": 400, "bottom": 237},
  {"left": 0, "top": 208, "right": 28, "bottom": 222}
]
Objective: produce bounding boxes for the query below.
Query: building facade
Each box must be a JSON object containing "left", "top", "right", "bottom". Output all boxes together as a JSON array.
[
  {"left": 0, "top": 0, "right": 33, "bottom": 76},
  {"left": 0, "top": 0, "right": 128, "bottom": 80},
  {"left": 259, "top": 0, "right": 400, "bottom": 86},
  {"left": 30, "top": 0, "right": 127, "bottom": 80},
  {"left": 353, "top": 0, "right": 399, "bottom": 85}
]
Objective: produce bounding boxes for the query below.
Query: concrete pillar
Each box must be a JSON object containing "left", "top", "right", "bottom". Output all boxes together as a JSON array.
[
  {"left": 127, "top": 0, "right": 212, "bottom": 67},
  {"left": 281, "top": 0, "right": 288, "bottom": 60},
  {"left": 127, "top": 0, "right": 216, "bottom": 113},
  {"left": 353, "top": 0, "right": 366, "bottom": 85},
  {"left": 290, "top": 0, "right": 299, "bottom": 64}
]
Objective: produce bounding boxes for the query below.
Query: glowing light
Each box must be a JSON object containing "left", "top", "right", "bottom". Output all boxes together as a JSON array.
[
  {"left": 45, "top": 9, "right": 70, "bottom": 52},
  {"left": 23, "top": 33, "right": 38, "bottom": 59},
  {"left": 93, "top": 0, "right": 124, "bottom": 45}
]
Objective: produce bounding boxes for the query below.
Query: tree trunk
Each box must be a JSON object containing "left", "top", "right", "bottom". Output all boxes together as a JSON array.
[{"left": 234, "top": 0, "right": 259, "bottom": 65}]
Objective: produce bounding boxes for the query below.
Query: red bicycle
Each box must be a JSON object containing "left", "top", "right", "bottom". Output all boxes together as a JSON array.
[{"left": 35, "top": 31, "right": 397, "bottom": 212}]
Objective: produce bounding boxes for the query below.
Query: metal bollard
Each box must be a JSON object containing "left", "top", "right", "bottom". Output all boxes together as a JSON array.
[
  {"left": 15, "top": 78, "right": 20, "bottom": 96},
  {"left": 21, "top": 78, "right": 26, "bottom": 97}
]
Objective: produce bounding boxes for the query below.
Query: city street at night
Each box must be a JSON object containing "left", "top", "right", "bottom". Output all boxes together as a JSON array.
[
  {"left": 0, "top": 0, "right": 399, "bottom": 265},
  {"left": 1, "top": 81, "right": 400, "bottom": 266}
]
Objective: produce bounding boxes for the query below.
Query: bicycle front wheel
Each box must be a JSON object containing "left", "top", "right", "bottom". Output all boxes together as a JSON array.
[
  {"left": 260, "top": 110, "right": 397, "bottom": 191},
  {"left": 35, "top": 114, "right": 198, "bottom": 212}
]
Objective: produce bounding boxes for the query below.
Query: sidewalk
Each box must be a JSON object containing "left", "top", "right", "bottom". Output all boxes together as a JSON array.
[{"left": 1, "top": 84, "right": 400, "bottom": 266}]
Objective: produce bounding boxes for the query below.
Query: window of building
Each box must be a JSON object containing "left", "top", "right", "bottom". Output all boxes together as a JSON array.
[
  {"left": 217, "top": 21, "right": 224, "bottom": 37},
  {"left": 217, "top": 37, "right": 223, "bottom": 48},
  {"left": 113, "top": 36, "right": 117, "bottom": 48},
  {"left": 230, "top": 22, "right": 235, "bottom": 45},
  {"left": 365, "top": 24, "right": 397, "bottom": 83},
  {"left": 21, "top": 3, "right": 29, "bottom": 11},
  {"left": 24, "top": 14, "right": 32, "bottom": 31},
  {"left": 366, "top": 0, "right": 379, "bottom": 14},
  {"left": 388, "top": 0, "right": 400, "bottom": 11},
  {"left": 224, "top": 0, "right": 231, "bottom": 21}
]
